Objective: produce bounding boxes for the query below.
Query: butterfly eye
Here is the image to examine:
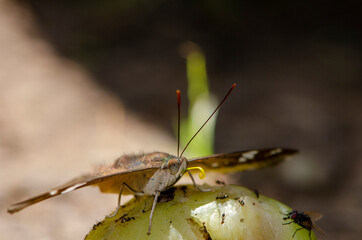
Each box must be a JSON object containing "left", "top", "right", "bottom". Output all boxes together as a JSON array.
[{"left": 167, "top": 158, "right": 180, "bottom": 174}]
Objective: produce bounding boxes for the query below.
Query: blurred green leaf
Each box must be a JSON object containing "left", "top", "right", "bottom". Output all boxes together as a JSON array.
[{"left": 179, "top": 42, "right": 217, "bottom": 157}]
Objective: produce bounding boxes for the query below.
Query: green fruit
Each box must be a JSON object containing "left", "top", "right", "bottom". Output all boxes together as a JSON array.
[{"left": 86, "top": 185, "right": 317, "bottom": 240}]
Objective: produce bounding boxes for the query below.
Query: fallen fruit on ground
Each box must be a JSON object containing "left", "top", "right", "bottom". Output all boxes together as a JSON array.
[{"left": 85, "top": 185, "right": 317, "bottom": 240}]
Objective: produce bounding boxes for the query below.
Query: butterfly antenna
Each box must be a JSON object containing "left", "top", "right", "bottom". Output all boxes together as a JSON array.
[
  {"left": 176, "top": 90, "right": 181, "bottom": 158},
  {"left": 180, "top": 83, "right": 237, "bottom": 158}
]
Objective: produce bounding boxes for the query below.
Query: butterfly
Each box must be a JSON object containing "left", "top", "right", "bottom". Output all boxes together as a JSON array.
[
  {"left": 282, "top": 209, "right": 324, "bottom": 240},
  {"left": 8, "top": 84, "right": 298, "bottom": 235}
]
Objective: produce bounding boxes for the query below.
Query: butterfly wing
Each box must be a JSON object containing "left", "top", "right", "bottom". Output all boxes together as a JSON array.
[
  {"left": 8, "top": 152, "right": 173, "bottom": 214},
  {"left": 188, "top": 148, "right": 298, "bottom": 173},
  {"left": 7, "top": 167, "right": 159, "bottom": 214}
]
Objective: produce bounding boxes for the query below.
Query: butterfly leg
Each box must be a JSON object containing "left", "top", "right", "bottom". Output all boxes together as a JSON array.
[
  {"left": 147, "top": 190, "right": 160, "bottom": 235},
  {"left": 186, "top": 170, "right": 210, "bottom": 192},
  {"left": 107, "top": 183, "right": 145, "bottom": 218},
  {"left": 123, "top": 182, "right": 144, "bottom": 196},
  {"left": 106, "top": 185, "right": 123, "bottom": 218}
]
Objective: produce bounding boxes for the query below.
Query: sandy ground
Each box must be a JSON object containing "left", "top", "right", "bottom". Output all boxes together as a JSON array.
[{"left": 0, "top": 1, "right": 177, "bottom": 239}]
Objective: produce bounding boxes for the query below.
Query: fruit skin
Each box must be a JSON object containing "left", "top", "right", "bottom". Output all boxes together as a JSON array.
[{"left": 85, "top": 185, "right": 317, "bottom": 240}]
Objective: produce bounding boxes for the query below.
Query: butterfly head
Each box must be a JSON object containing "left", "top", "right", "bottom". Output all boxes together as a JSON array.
[
  {"left": 148, "top": 155, "right": 188, "bottom": 193},
  {"left": 165, "top": 155, "right": 188, "bottom": 177}
]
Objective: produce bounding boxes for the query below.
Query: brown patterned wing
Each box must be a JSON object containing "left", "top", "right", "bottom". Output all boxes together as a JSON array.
[
  {"left": 7, "top": 152, "right": 173, "bottom": 214},
  {"left": 7, "top": 167, "right": 159, "bottom": 214},
  {"left": 188, "top": 148, "right": 298, "bottom": 173}
]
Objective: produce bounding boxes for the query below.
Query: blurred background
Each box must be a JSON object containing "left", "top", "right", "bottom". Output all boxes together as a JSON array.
[{"left": 1, "top": 0, "right": 361, "bottom": 239}]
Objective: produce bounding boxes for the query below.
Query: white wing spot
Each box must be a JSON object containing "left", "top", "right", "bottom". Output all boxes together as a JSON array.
[
  {"left": 270, "top": 148, "right": 282, "bottom": 155},
  {"left": 50, "top": 190, "right": 58, "bottom": 196},
  {"left": 243, "top": 150, "right": 258, "bottom": 159},
  {"left": 211, "top": 162, "right": 219, "bottom": 168},
  {"left": 61, "top": 182, "right": 87, "bottom": 194},
  {"left": 238, "top": 157, "right": 247, "bottom": 162}
]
